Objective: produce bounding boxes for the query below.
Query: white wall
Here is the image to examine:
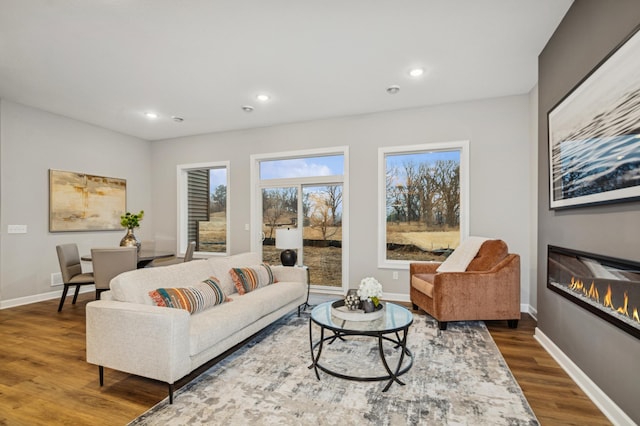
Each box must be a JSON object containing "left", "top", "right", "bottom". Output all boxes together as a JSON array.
[
  {"left": 0, "top": 100, "right": 151, "bottom": 306},
  {"left": 151, "top": 95, "right": 534, "bottom": 303}
]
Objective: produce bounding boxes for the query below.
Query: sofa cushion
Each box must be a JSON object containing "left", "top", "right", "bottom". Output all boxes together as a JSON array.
[
  {"left": 206, "top": 252, "right": 262, "bottom": 296},
  {"left": 412, "top": 273, "right": 435, "bottom": 298},
  {"left": 110, "top": 260, "right": 216, "bottom": 305},
  {"left": 189, "top": 281, "right": 306, "bottom": 356},
  {"left": 148, "top": 277, "right": 229, "bottom": 314},
  {"left": 466, "top": 240, "right": 508, "bottom": 271},
  {"left": 230, "top": 263, "right": 274, "bottom": 295}
]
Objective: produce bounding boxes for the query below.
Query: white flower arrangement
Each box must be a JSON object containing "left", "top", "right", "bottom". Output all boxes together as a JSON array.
[{"left": 357, "top": 277, "right": 383, "bottom": 306}]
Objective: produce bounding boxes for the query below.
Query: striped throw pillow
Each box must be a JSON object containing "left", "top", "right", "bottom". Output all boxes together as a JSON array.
[
  {"left": 149, "top": 277, "right": 228, "bottom": 314},
  {"left": 229, "top": 263, "right": 274, "bottom": 295}
]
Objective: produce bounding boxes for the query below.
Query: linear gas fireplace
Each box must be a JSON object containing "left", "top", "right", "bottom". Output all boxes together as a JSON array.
[{"left": 547, "top": 245, "right": 640, "bottom": 339}]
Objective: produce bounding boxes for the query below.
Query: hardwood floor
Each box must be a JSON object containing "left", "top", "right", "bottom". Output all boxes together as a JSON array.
[
  {"left": 0, "top": 294, "right": 611, "bottom": 425},
  {"left": 485, "top": 316, "right": 612, "bottom": 426}
]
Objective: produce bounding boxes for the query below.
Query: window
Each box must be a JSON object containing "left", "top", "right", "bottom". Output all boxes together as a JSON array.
[
  {"left": 251, "top": 148, "right": 348, "bottom": 292},
  {"left": 378, "top": 141, "right": 468, "bottom": 268},
  {"left": 177, "top": 161, "right": 229, "bottom": 256}
]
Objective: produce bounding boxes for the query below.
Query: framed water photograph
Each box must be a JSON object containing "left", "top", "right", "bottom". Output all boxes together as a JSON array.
[
  {"left": 49, "top": 169, "right": 126, "bottom": 232},
  {"left": 548, "top": 26, "right": 640, "bottom": 209}
]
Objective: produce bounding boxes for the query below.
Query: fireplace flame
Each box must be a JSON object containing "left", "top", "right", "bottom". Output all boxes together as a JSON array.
[
  {"left": 616, "top": 292, "right": 629, "bottom": 316},
  {"left": 568, "top": 278, "right": 638, "bottom": 323},
  {"left": 587, "top": 282, "right": 599, "bottom": 303},
  {"left": 603, "top": 285, "right": 614, "bottom": 309}
]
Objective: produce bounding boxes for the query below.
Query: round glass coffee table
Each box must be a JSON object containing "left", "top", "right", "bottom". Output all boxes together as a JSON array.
[{"left": 308, "top": 300, "right": 414, "bottom": 392}]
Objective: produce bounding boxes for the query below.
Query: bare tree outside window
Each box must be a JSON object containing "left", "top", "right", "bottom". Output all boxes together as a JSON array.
[{"left": 384, "top": 148, "right": 462, "bottom": 262}]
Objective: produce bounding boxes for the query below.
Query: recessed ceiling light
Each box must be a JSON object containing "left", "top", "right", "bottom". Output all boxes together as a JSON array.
[
  {"left": 242, "top": 105, "right": 254, "bottom": 112},
  {"left": 256, "top": 94, "right": 270, "bottom": 102},
  {"left": 144, "top": 112, "right": 159, "bottom": 119},
  {"left": 409, "top": 68, "right": 424, "bottom": 77},
  {"left": 386, "top": 85, "right": 400, "bottom": 94}
]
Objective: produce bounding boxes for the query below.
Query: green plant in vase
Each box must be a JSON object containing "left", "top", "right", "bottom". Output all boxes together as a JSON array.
[{"left": 120, "top": 210, "right": 144, "bottom": 251}]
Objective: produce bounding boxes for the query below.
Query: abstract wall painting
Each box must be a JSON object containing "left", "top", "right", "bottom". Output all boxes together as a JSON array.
[
  {"left": 548, "top": 26, "right": 640, "bottom": 209},
  {"left": 49, "top": 169, "right": 126, "bottom": 232}
]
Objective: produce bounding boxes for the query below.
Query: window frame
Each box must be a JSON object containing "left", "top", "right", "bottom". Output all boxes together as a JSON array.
[
  {"left": 250, "top": 146, "right": 349, "bottom": 294},
  {"left": 377, "top": 140, "right": 469, "bottom": 269},
  {"left": 176, "top": 160, "right": 230, "bottom": 257}
]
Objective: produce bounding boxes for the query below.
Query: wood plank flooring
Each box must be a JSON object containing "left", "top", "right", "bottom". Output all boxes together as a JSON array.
[{"left": 0, "top": 294, "right": 611, "bottom": 425}]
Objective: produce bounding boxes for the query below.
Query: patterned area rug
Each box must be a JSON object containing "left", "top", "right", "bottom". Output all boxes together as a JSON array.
[{"left": 130, "top": 310, "right": 538, "bottom": 425}]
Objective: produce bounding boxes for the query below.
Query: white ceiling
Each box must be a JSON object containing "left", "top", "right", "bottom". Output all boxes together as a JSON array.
[{"left": 0, "top": 0, "right": 572, "bottom": 141}]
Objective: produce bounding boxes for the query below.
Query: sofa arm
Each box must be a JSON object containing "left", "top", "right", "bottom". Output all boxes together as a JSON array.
[
  {"left": 410, "top": 262, "right": 440, "bottom": 275},
  {"left": 272, "top": 265, "right": 308, "bottom": 284},
  {"left": 86, "top": 300, "right": 192, "bottom": 384}
]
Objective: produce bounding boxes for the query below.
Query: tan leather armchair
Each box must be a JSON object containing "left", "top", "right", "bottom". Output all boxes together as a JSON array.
[{"left": 410, "top": 239, "right": 520, "bottom": 330}]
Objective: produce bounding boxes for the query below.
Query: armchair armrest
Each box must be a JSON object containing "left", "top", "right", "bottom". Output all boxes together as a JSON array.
[
  {"left": 86, "top": 300, "right": 192, "bottom": 384},
  {"left": 410, "top": 262, "right": 440, "bottom": 275}
]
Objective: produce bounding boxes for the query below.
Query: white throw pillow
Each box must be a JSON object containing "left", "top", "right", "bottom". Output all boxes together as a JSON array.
[{"left": 436, "top": 236, "right": 489, "bottom": 273}]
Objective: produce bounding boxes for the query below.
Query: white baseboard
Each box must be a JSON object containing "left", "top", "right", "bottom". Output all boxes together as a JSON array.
[
  {"left": 0, "top": 285, "right": 95, "bottom": 310},
  {"left": 534, "top": 328, "right": 635, "bottom": 426},
  {"left": 525, "top": 304, "right": 538, "bottom": 321}
]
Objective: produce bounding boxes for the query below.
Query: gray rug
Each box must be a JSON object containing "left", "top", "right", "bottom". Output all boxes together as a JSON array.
[{"left": 130, "top": 310, "right": 538, "bottom": 425}]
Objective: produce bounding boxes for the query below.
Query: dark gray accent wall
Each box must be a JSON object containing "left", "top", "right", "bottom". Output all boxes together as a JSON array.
[{"left": 538, "top": 1, "right": 640, "bottom": 422}]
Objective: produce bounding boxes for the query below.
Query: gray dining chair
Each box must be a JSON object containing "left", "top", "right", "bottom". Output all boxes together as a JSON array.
[
  {"left": 150, "top": 241, "right": 196, "bottom": 266},
  {"left": 56, "top": 243, "right": 95, "bottom": 312},
  {"left": 183, "top": 241, "right": 196, "bottom": 262},
  {"left": 91, "top": 247, "right": 138, "bottom": 299}
]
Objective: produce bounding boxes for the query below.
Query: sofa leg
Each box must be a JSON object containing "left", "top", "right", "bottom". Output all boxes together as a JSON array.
[
  {"left": 168, "top": 383, "right": 174, "bottom": 404},
  {"left": 438, "top": 321, "right": 447, "bottom": 330},
  {"left": 508, "top": 319, "right": 519, "bottom": 329},
  {"left": 411, "top": 303, "right": 418, "bottom": 311},
  {"left": 99, "top": 365, "right": 104, "bottom": 386}
]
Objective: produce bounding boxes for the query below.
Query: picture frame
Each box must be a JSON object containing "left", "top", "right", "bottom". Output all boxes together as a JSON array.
[
  {"left": 49, "top": 169, "right": 126, "bottom": 232},
  {"left": 548, "top": 26, "right": 640, "bottom": 209}
]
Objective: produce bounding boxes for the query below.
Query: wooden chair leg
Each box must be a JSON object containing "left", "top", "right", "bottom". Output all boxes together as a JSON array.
[
  {"left": 57, "top": 285, "right": 70, "bottom": 312},
  {"left": 72, "top": 285, "right": 81, "bottom": 305}
]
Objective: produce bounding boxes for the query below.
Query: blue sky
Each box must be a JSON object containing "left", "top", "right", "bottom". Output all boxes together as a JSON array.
[
  {"left": 386, "top": 150, "right": 459, "bottom": 169},
  {"left": 210, "top": 167, "right": 227, "bottom": 190},
  {"left": 260, "top": 155, "right": 344, "bottom": 179}
]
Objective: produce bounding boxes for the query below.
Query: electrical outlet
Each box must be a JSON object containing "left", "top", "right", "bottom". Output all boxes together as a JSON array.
[
  {"left": 392, "top": 271, "right": 399, "bottom": 280},
  {"left": 8, "top": 224, "right": 27, "bottom": 233},
  {"left": 51, "top": 272, "right": 63, "bottom": 286}
]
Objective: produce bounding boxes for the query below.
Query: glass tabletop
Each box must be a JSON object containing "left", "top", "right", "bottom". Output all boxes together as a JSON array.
[{"left": 311, "top": 300, "right": 413, "bottom": 333}]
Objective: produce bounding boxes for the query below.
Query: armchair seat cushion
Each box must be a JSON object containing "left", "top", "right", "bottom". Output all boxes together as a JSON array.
[{"left": 411, "top": 273, "right": 435, "bottom": 298}]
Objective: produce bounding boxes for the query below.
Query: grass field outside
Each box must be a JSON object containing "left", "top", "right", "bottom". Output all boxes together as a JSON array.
[{"left": 198, "top": 218, "right": 459, "bottom": 286}]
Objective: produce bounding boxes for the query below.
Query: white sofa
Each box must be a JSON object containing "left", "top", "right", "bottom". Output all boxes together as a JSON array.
[{"left": 85, "top": 252, "right": 307, "bottom": 403}]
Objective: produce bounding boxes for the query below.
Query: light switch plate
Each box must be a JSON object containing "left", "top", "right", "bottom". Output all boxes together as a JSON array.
[{"left": 8, "top": 224, "right": 27, "bottom": 234}]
